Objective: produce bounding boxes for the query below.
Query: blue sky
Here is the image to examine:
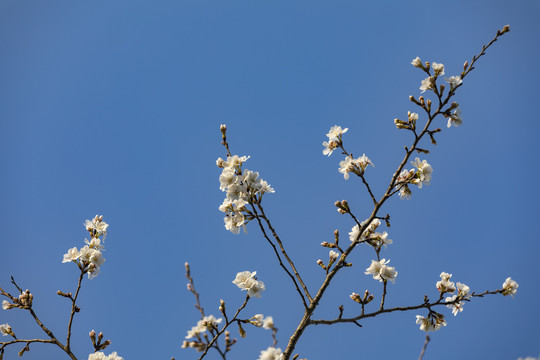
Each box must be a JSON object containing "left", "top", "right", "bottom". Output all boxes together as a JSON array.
[{"left": 1, "top": 1, "right": 539, "bottom": 359}]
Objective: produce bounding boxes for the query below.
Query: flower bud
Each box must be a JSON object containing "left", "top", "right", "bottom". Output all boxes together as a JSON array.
[
  {"left": 350, "top": 292, "right": 362, "bottom": 304},
  {"left": 463, "top": 61, "right": 469, "bottom": 71}
]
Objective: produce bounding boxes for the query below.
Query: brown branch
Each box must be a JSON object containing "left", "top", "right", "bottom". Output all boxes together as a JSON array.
[
  {"left": 418, "top": 335, "right": 430, "bottom": 360},
  {"left": 255, "top": 202, "right": 313, "bottom": 303},
  {"left": 66, "top": 270, "right": 85, "bottom": 351},
  {"left": 280, "top": 26, "right": 510, "bottom": 359}
]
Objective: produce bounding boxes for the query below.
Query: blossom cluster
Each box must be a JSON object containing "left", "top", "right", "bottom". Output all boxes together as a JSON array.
[
  {"left": 2, "top": 289, "right": 33, "bottom": 310},
  {"left": 348, "top": 218, "right": 391, "bottom": 248},
  {"left": 322, "top": 125, "right": 347, "bottom": 156},
  {"left": 415, "top": 273, "right": 519, "bottom": 332},
  {"left": 182, "top": 315, "right": 223, "bottom": 352},
  {"left": 233, "top": 271, "right": 266, "bottom": 298},
  {"left": 62, "top": 215, "right": 108, "bottom": 279},
  {"left": 365, "top": 259, "right": 398, "bottom": 284},
  {"left": 394, "top": 157, "right": 433, "bottom": 200},
  {"left": 410, "top": 57, "right": 464, "bottom": 128},
  {"left": 88, "top": 351, "right": 123, "bottom": 360},
  {"left": 258, "top": 346, "right": 283, "bottom": 360},
  {"left": 217, "top": 155, "right": 274, "bottom": 234}
]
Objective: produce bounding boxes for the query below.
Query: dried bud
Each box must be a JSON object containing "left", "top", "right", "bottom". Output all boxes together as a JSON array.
[
  {"left": 419, "top": 96, "right": 425, "bottom": 105},
  {"left": 238, "top": 322, "right": 246, "bottom": 338},
  {"left": 89, "top": 330, "right": 96, "bottom": 338},
  {"left": 499, "top": 25, "right": 510, "bottom": 35},
  {"left": 321, "top": 241, "right": 336, "bottom": 248},
  {"left": 365, "top": 294, "right": 375, "bottom": 304},
  {"left": 334, "top": 229, "right": 339, "bottom": 243},
  {"left": 449, "top": 102, "right": 459, "bottom": 110}
]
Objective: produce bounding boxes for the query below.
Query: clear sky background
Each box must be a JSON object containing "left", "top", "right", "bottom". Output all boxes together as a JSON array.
[{"left": 1, "top": 1, "right": 539, "bottom": 359}]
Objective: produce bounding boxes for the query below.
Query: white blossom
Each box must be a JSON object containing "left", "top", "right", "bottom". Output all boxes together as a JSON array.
[
  {"left": 445, "top": 294, "right": 464, "bottom": 316},
  {"left": 0, "top": 323, "right": 13, "bottom": 336},
  {"left": 225, "top": 155, "right": 250, "bottom": 168},
  {"left": 436, "top": 272, "right": 456, "bottom": 294},
  {"left": 432, "top": 62, "right": 445, "bottom": 76},
  {"left": 62, "top": 247, "right": 81, "bottom": 263},
  {"left": 329, "top": 250, "right": 339, "bottom": 261},
  {"left": 326, "top": 125, "right": 348, "bottom": 141},
  {"left": 258, "top": 346, "right": 283, "bottom": 360},
  {"left": 338, "top": 156, "right": 354, "bottom": 180},
  {"left": 502, "top": 277, "right": 519, "bottom": 297},
  {"left": 398, "top": 185, "right": 412, "bottom": 200},
  {"left": 411, "top": 57, "right": 422, "bottom": 68},
  {"left": 420, "top": 76, "right": 435, "bottom": 93},
  {"left": 260, "top": 180, "right": 275, "bottom": 194},
  {"left": 456, "top": 282, "right": 471, "bottom": 299},
  {"left": 415, "top": 314, "right": 446, "bottom": 332},
  {"left": 2, "top": 300, "right": 13, "bottom": 310},
  {"left": 322, "top": 140, "right": 338, "bottom": 156},
  {"left": 445, "top": 75, "right": 462, "bottom": 88},
  {"left": 185, "top": 315, "right": 223, "bottom": 339},
  {"left": 85, "top": 237, "right": 104, "bottom": 250},
  {"left": 447, "top": 108, "right": 463, "bottom": 128},
  {"left": 219, "top": 168, "right": 237, "bottom": 191},
  {"left": 251, "top": 314, "right": 264, "bottom": 327},
  {"left": 262, "top": 316, "right": 274, "bottom": 330},
  {"left": 411, "top": 157, "right": 433, "bottom": 188},
  {"left": 88, "top": 353, "right": 107, "bottom": 360},
  {"left": 107, "top": 352, "right": 124, "bottom": 360},
  {"left": 365, "top": 259, "right": 398, "bottom": 283},
  {"left": 232, "top": 271, "right": 265, "bottom": 298},
  {"left": 84, "top": 215, "right": 108, "bottom": 239}
]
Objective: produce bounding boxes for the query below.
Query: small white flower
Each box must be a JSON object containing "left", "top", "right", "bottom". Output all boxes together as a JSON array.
[
  {"left": 326, "top": 125, "right": 348, "bottom": 141},
  {"left": 84, "top": 215, "right": 108, "bottom": 239},
  {"left": 445, "top": 75, "right": 462, "bottom": 88},
  {"left": 398, "top": 185, "right": 412, "bottom": 200},
  {"left": 349, "top": 224, "right": 361, "bottom": 242},
  {"left": 258, "top": 346, "right": 283, "bottom": 360},
  {"left": 432, "top": 62, "right": 445, "bottom": 76},
  {"left": 502, "top": 277, "right": 519, "bottom": 297},
  {"left": 260, "top": 180, "right": 275, "bottom": 194},
  {"left": 107, "top": 352, "right": 124, "bottom": 360},
  {"left": 456, "top": 282, "right": 471, "bottom": 299},
  {"left": 233, "top": 271, "right": 265, "bottom": 298},
  {"left": 447, "top": 108, "right": 463, "bottom": 128},
  {"left": 88, "top": 352, "right": 107, "bottom": 360},
  {"left": 354, "top": 153, "right": 374, "bottom": 171},
  {"left": 62, "top": 247, "right": 81, "bottom": 263},
  {"left": 436, "top": 272, "right": 456, "bottom": 294},
  {"left": 365, "top": 259, "right": 398, "bottom": 283},
  {"left": 411, "top": 57, "right": 422, "bottom": 68},
  {"left": 411, "top": 157, "right": 433, "bottom": 188},
  {"left": 225, "top": 155, "right": 250, "bottom": 168},
  {"left": 445, "top": 294, "right": 465, "bottom": 316},
  {"left": 84, "top": 238, "right": 104, "bottom": 251},
  {"left": 415, "top": 314, "right": 446, "bottom": 332},
  {"left": 219, "top": 168, "right": 237, "bottom": 191},
  {"left": 322, "top": 140, "right": 338, "bottom": 156},
  {"left": 420, "top": 76, "right": 435, "bottom": 93},
  {"left": 0, "top": 323, "right": 13, "bottom": 337},
  {"left": 329, "top": 250, "right": 339, "bottom": 261},
  {"left": 262, "top": 316, "right": 274, "bottom": 330},
  {"left": 2, "top": 300, "right": 13, "bottom": 310},
  {"left": 251, "top": 314, "right": 264, "bottom": 327},
  {"left": 338, "top": 156, "right": 354, "bottom": 180}
]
